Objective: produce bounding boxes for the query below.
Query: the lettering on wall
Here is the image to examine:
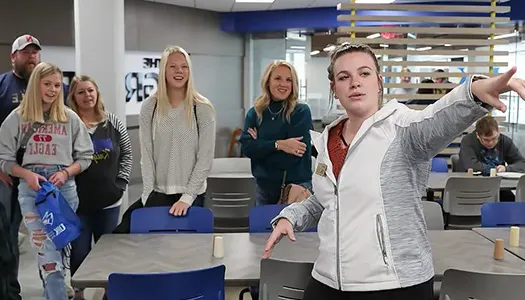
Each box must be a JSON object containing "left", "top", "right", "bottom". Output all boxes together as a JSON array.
[
  {"left": 125, "top": 57, "right": 159, "bottom": 103},
  {"left": 43, "top": 47, "right": 173, "bottom": 115}
]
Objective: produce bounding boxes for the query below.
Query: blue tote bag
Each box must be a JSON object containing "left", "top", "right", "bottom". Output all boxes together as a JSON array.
[{"left": 35, "top": 181, "right": 81, "bottom": 250}]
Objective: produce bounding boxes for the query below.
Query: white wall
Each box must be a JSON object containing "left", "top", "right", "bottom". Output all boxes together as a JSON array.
[{"left": 251, "top": 38, "right": 287, "bottom": 104}]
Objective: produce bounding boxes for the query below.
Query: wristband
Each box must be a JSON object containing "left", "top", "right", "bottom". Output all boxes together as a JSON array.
[{"left": 61, "top": 169, "right": 70, "bottom": 178}]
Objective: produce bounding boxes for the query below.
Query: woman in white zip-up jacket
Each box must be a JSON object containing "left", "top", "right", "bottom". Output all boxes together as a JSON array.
[{"left": 263, "top": 43, "right": 525, "bottom": 300}]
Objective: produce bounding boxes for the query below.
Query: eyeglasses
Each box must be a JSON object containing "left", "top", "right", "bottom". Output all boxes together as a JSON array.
[{"left": 477, "top": 133, "right": 500, "bottom": 144}]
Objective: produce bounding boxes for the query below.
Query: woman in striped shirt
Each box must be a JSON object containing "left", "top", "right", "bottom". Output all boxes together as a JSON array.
[{"left": 66, "top": 75, "right": 132, "bottom": 300}]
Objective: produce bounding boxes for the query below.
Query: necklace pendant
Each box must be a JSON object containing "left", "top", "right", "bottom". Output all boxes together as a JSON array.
[{"left": 272, "top": 117, "right": 275, "bottom": 120}]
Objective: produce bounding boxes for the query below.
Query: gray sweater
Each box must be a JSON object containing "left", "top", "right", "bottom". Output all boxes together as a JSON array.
[
  {"left": 139, "top": 95, "right": 216, "bottom": 205},
  {"left": 0, "top": 107, "right": 93, "bottom": 174}
]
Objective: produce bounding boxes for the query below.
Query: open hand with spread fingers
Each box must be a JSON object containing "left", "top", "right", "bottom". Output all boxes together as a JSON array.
[{"left": 471, "top": 66, "right": 525, "bottom": 112}]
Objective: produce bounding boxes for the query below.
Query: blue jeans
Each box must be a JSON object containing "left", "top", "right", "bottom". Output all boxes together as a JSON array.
[
  {"left": 255, "top": 181, "right": 312, "bottom": 206},
  {"left": 0, "top": 180, "right": 22, "bottom": 299},
  {"left": 70, "top": 206, "right": 120, "bottom": 278},
  {"left": 18, "top": 165, "right": 79, "bottom": 300}
]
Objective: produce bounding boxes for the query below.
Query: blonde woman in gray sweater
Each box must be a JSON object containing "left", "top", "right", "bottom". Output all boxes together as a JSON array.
[
  {"left": 139, "top": 46, "right": 215, "bottom": 216},
  {"left": 0, "top": 62, "right": 93, "bottom": 300}
]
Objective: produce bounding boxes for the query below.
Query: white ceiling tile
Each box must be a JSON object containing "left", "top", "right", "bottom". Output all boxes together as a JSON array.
[
  {"left": 232, "top": 2, "right": 273, "bottom": 11},
  {"left": 155, "top": 0, "right": 196, "bottom": 8},
  {"left": 270, "top": 0, "right": 316, "bottom": 10},
  {"left": 196, "top": 0, "right": 234, "bottom": 12}
]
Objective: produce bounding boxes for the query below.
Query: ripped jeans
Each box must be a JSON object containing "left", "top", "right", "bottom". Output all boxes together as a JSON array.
[{"left": 18, "top": 165, "right": 79, "bottom": 300}]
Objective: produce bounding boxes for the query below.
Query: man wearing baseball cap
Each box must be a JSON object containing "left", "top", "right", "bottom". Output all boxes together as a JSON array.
[
  {"left": 0, "top": 34, "right": 73, "bottom": 300},
  {"left": 0, "top": 34, "right": 43, "bottom": 300}
]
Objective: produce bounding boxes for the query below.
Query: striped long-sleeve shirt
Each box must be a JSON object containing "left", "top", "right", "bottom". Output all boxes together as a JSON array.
[{"left": 75, "top": 112, "right": 132, "bottom": 214}]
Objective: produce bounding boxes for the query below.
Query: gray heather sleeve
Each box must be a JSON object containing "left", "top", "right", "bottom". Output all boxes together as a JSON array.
[
  {"left": 139, "top": 96, "right": 156, "bottom": 204},
  {"left": 397, "top": 76, "right": 489, "bottom": 162},
  {"left": 179, "top": 103, "right": 216, "bottom": 205},
  {"left": 270, "top": 194, "right": 324, "bottom": 232},
  {"left": 0, "top": 111, "right": 20, "bottom": 175},
  {"left": 70, "top": 111, "right": 94, "bottom": 171}
]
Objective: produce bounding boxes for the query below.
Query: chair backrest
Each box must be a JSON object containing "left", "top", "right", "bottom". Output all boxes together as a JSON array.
[
  {"left": 450, "top": 154, "right": 461, "bottom": 172},
  {"left": 130, "top": 206, "right": 214, "bottom": 233},
  {"left": 206, "top": 177, "right": 256, "bottom": 231},
  {"left": 515, "top": 175, "right": 525, "bottom": 202},
  {"left": 443, "top": 177, "right": 501, "bottom": 216},
  {"left": 228, "top": 127, "right": 242, "bottom": 157},
  {"left": 209, "top": 157, "right": 251, "bottom": 175},
  {"left": 259, "top": 258, "right": 313, "bottom": 300},
  {"left": 431, "top": 157, "right": 448, "bottom": 173},
  {"left": 108, "top": 265, "right": 225, "bottom": 300},
  {"left": 422, "top": 201, "right": 444, "bottom": 230},
  {"left": 481, "top": 202, "right": 525, "bottom": 227},
  {"left": 439, "top": 268, "right": 525, "bottom": 300},
  {"left": 249, "top": 204, "right": 289, "bottom": 232}
]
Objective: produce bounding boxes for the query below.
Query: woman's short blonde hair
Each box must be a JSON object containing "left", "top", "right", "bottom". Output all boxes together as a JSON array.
[
  {"left": 67, "top": 75, "right": 107, "bottom": 123},
  {"left": 254, "top": 60, "right": 300, "bottom": 123}
]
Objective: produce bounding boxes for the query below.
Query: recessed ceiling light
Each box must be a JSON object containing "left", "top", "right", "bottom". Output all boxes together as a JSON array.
[{"left": 235, "top": 0, "right": 275, "bottom": 3}]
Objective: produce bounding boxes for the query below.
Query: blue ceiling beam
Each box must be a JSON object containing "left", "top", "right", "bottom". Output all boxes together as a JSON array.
[{"left": 221, "top": 0, "right": 522, "bottom": 33}]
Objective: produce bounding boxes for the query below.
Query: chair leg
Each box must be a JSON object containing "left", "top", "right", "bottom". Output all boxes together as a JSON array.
[{"left": 239, "top": 287, "right": 250, "bottom": 300}]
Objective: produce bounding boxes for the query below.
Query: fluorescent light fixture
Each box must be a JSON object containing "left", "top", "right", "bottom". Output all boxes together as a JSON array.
[
  {"left": 235, "top": 0, "right": 274, "bottom": 3},
  {"left": 356, "top": 0, "right": 395, "bottom": 3},
  {"left": 310, "top": 50, "right": 320, "bottom": 55},
  {"left": 416, "top": 46, "right": 432, "bottom": 51},
  {"left": 324, "top": 45, "right": 336, "bottom": 52},
  {"left": 379, "top": 44, "right": 389, "bottom": 48},
  {"left": 407, "top": 47, "right": 416, "bottom": 51},
  {"left": 367, "top": 33, "right": 380, "bottom": 39},
  {"left": 490, "top": 31, "right": 518, "bottom": 40},
  {"left": 290, "top": 46, "right": 306, "bottom": 49},
  {"left": 407, "top": 33, "right": 417, "bottom": 39},
  {"left": 444, "top": 44, "right": 451, "bottom": 47}
]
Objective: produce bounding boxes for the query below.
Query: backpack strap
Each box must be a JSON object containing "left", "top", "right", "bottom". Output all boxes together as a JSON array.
[
  {"left": 193, "top": 103, "right": 199, "bottom": 136},
  {"left": 16, "top": 122, "right": 44, "bottom": 165},
  {"left": 151, "top": 101, "right": 198, "bottom": 136}
]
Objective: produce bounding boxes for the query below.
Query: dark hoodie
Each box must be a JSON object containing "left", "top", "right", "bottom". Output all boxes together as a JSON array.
[{"left": 459, "top": 132, "right": 525, "bottom": 176}]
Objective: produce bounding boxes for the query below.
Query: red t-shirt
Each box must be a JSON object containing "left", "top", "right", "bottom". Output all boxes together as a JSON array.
[{"left": 327, "top": 119, "right": 349, "bottom": 179}]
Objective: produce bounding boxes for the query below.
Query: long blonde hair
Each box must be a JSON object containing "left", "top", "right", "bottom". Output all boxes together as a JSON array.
[
  {"left": 155, "top": 46, "right": 214, "bottom": 125},
  {"left": 254, "top": 60, "right": 299, "bottom": 123},
  {"left": 67, "top": 75, "right": 107, "bottom": 124},
  {"left": 20, "top": 62, "right": 68, "bottom": 123}
]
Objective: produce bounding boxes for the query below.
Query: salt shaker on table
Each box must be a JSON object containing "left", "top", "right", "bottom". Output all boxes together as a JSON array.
[{"left": 213, "top": 236, "right": 224, "bottom": 258}]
